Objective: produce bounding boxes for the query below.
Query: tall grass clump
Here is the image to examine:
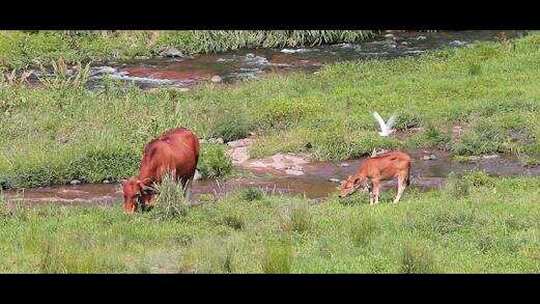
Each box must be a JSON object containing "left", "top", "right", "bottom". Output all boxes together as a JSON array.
[
  {"left": 349, "top": 215, "right": 377, "bottom": 247},
  {"left": 38, "top": 238, "right": 68, "bottom": 273},
  {"left": 429, "top": 208, "right": 478, "bottom": 235},
  {"left": 444, "top": 172, "right": 471, "bottom": 198},
  {"left": 37, "top": 58, "right": 91, "bottom": 90},
  {"left": 262, "top": 238, "right": 293, "bottom": 273},
  {"left": 399, "top": 241, "right": 438, "bottom": 273},
  {"left": 467, "top": 62, "right": 482, "bottom": 76},
  {"left": 280, "top": 202, "right": 312, "bottom": 233},
  {"left": 151, "top": 173, "right": 189, "bottom": 219},
  {"left": 219, "top": 209, "right": 245, "bottom": 230}
]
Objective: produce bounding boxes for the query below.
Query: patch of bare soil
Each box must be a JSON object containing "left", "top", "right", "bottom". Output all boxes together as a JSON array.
[{"left": 226, "top": 137, "right": 311, "bottom": 176}]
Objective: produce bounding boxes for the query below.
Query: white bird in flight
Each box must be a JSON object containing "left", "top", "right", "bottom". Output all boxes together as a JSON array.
[{"left": 372, "top": 112, "right": 397, "bottom": 137}]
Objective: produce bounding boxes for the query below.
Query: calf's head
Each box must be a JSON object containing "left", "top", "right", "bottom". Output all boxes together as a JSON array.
[
  {"left": 338, "top": 175, "right": 369, "bottom": 198},
  {"left": 121, "top": 177, "right": 156, "bottom": 213}
]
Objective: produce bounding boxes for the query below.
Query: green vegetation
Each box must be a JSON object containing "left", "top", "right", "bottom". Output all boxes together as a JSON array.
[
  {"left": 400, "top": 241, "right": 439, "bottom": 273},
  {"left": 0, "top": 30, "right": 374, "bottom": 69},
  {"left": 150, "top": 173, "right": 189, "bottom": 219},
  {"left": 1, "top": 34, "right": 540, "bottom": 189},
  {"left": 0, "top": 176, "right": 538, "bottom": 273},
  {"left": 240, "top": 187, "right": 264, "bottom": 202},
  {"left": 262, "top": 238, "right": 293, "bottom": 273},
  {"left": 197, "top": 144, "right": 233, "bottom": 179}
]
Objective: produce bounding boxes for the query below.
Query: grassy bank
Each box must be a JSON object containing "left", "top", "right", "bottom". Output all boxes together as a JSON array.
[
  {"left": 1, "top": 34, "right": 540, "bottom": 188},
  {"left": 0, "top": 175, "right": 538, "bottom": 273},
  {"left": 0, "top": 30, "right": 374, "bottom": 69}
]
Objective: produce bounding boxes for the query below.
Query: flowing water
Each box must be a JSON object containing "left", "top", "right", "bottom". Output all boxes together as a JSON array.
[
  {"left": 31, "top": 30, "right": 526, "bottom": 90},
  {"left": 5, "top": 150, "right": 539, "bottom": 206}
]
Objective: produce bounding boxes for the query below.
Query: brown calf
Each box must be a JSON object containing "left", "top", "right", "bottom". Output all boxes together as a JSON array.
[
  {"left": 122, "top": 127, "right": 200, "bottom": 213},
  {"left": 338, "top": 151, "right": 411, "bottom": 205}
]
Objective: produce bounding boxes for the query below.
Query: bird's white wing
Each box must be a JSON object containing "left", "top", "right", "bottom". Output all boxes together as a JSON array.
[
  {"left": 386, "top": 113, "right": 397, "bottom": 129},
  {"left": 372, "top": 112, "right": 387, "bottom": 132}
]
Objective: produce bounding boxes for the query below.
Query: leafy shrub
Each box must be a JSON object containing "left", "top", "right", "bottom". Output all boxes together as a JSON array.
[
  {"left": 463, "top": 170, "right": 495, "bottom": 187},
  {"left": 240, "top": 187, "right": 264, "bottom": 202},
  {"left": 209, "top": 113, "right": 252, "bottom": 143},
  {"left": 256, "top": 96, "right": 324, "bottom": 130},
  {"left": 198, "top": 144, "right": 233, "bottom": 179}
]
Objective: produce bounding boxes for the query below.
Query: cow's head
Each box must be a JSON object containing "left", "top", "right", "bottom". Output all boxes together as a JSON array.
[
  {"left": 338, "top": 175, "right": 369, "bottom": 198},
  {"left": 121, "top": 177, "right": 156, "bottom": 213}
]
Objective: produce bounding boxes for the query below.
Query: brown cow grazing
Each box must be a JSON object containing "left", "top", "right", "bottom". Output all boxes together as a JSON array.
[
  {"left": 338, "top": 151, "right": 411, "bottom": 205},
  {"left": 122, "top": 127, "right": 200, "bottom": 213}
]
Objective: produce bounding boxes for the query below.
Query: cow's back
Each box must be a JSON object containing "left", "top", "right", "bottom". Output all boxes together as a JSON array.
[
  {"left": 139, "top": 128, "right": 200, "bottom": 181},
  {"left": 365, "top": 151, "right": 411, "bottom": 179}
]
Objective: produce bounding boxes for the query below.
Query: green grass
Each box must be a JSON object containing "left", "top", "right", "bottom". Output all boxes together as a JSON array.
[
  {"left": 0, "top": 176, "right": 538, "bottom": 273},
  {"left": 1, "top": 34, "right": 540, "bottom": 188},
  {"left": 0, "top": 30, "right": 374, "bottom": 70},
  {"left": 150, "top": 173, "right": 189, "bottom": 219}
]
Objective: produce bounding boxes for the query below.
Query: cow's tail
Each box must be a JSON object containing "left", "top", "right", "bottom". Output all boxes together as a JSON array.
[{"left": 194, "top": 168, "right": 202, "bottom": 181}]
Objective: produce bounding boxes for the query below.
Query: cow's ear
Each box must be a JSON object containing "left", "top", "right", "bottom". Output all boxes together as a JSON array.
[
  {"left": 137, "top": 179, "right": 156, "bottom": 194},
  {"left": 121, "top": 179, "right": 127, "bottom": 186}
]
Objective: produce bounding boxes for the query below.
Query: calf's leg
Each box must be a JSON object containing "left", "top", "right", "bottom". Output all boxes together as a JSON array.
[
  {"left": 372, "top": 180, "right": 381, "bottom": 205},
  {"left": 393, "top": 176, "right": 406, "bottom": 204},
  {"left": 124, "top": 201, "right": 136, "bottom": 214}
]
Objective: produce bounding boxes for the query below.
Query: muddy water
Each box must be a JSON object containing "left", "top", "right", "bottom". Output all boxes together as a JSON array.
[
  {"left": 5, "top": 150, "right": 539, "bottom": 206},
  {"left": 30, "top": 30, "right": 526, "bottom": 90}
]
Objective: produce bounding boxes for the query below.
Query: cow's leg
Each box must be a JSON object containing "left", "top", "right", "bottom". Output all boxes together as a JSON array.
[{"left": 183, "top": 176, "right": 194, "bottom": 201}]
